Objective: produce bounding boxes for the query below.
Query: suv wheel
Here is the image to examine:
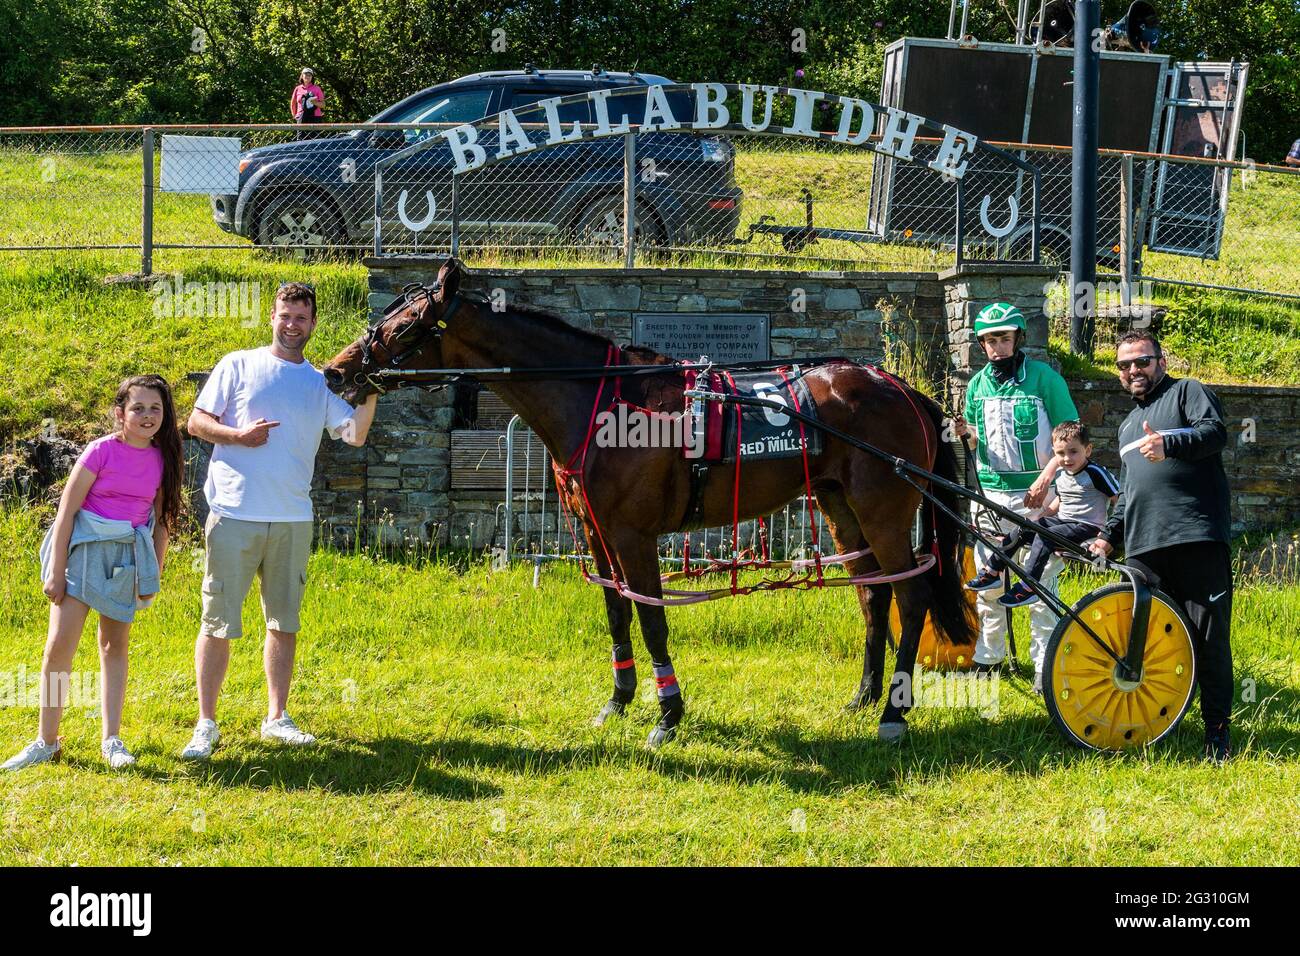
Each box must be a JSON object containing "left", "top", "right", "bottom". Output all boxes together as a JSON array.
[
  {"left": 255, "top": 193, "right": 347, "bottom": 258},
  {"left": 575, "top": 196, "right": 667, "bottom": 248}
]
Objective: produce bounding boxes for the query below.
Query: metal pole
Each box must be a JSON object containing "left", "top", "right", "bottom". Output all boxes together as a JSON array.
[
  {"left": 1031, "top": 170, "right": 1041, "bottom": 262},
  {"left": 1070, "top": 0, "right": 1100, "bottom": 358},
  {"left": 959, "top": 0, "right": 970, "bottom": 38},
  {"left": 504, "top": 414, "right": 518, "bottom": 561},
  {"left": 1119, "top": 153, "right": 1134, "bottom": 306},
  {"left": 948, "top": 0, "right": 958, "bottom": 39},
  {"left": 954, "top": 178, "right": 965, "bottom": 267},
  {"left": 451, "top": 174, "right": 461, "bottom": 257},
  {"left": 141, "top": 128, "right": 154, "bottom": 277},
  {"left": 622, "top": 131, "right": 636, "bottom": 269},
  {"left": 373, "top": 164, "right": 383, "bottom": 257}
]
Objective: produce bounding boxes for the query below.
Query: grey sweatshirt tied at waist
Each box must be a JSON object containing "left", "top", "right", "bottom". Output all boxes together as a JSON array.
[{"left": 39, "top": 509, "right": 160, "bottom": 623}]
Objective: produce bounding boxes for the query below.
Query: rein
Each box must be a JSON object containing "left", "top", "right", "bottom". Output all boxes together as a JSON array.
[{"left": 369, "top": 356, "right": 859, "bottom": 387}]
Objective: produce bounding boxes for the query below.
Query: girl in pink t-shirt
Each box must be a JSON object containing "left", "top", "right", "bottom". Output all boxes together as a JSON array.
[{"left": 2, "top": 376, "right": 184, "bottom": 773}]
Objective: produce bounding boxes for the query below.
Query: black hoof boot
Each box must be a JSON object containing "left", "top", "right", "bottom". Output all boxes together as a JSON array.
[
  {"left": 593, "top": 697, "right": 627, "bottom": 727},
  {"left": 646, "top": 697, "right": 684, "bottom": 749}
]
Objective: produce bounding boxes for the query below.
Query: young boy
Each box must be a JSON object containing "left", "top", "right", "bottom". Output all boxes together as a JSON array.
[
  {"left": 954, "top": 302, "right": 1079, "bottom": 689},
  {"left": 967, "top": 421, "right": 1119, "bottom": 609}
]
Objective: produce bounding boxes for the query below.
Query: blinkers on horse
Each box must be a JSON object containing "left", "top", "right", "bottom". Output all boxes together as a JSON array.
[{"left": 352, "top": 281, "right": 464, "bottom": 392}]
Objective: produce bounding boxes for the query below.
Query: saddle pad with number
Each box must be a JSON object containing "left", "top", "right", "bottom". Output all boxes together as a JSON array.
[{"left": 683, "top": 366, "right": 822, "bottom": 463}]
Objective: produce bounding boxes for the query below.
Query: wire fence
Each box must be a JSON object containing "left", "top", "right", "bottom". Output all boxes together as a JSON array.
[{"left": 1, "top": 120, "right": 1297, "bottom": 300}]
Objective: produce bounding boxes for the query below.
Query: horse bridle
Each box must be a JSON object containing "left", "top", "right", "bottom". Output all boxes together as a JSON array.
[{"left": 354, "top": 282, "right": 466, "bottom": 391}]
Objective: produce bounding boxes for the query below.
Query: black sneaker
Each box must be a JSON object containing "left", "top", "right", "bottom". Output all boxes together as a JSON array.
[
  {"left": 1204, "top": 727, "right": 1231, "bottom": 764},
  {"left": 965, "top": 569, "right": 1002, "bottom": 591},
  {"left": 998, "top": 583, "right": 1039, "bottom": 608}
]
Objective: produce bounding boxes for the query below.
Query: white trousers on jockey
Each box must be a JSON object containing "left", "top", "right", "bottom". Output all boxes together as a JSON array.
[{"left": 969, "top": 487, "right": 1063, "bottom": 675}]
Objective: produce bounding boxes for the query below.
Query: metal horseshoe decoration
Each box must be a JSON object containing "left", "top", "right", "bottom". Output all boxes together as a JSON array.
[
  {"left": 398, "top": 189, "right": 437, "bottom": 232},
  {"left": 979, "top": 194, "right": 1019, "bottom": 239}
]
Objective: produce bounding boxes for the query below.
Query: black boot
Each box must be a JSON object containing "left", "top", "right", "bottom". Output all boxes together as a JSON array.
[{"left": 1203, "top": 724, "right": 1231, "bottom": 764}]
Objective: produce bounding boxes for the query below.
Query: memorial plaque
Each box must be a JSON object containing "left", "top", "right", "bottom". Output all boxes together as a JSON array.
[{"left": 632, "top": 313, "right": 769, "bottom": 363}]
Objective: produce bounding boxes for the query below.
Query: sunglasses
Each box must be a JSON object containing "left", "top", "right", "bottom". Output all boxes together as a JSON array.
[{"left": 1116, "top": 355, "right": 1158, "bottom": 372}]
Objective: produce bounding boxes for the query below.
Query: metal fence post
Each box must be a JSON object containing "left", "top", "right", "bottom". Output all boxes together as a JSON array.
[
  {"left": 1119, "top": 153, "right": 1134, "bottom": 307},
  {"left": 141, "top": 128, "right": 154, "bottom": 276},
  {"left": 622, "top": 131, "right": 636, "bottom": 269},
  {"left": 451, "top": 174, "right": 461, "bottom": 258},
  {"left": 373, "top": 163, "right": 383, "bottom": 257},
  {"left": 504, "top": 414, "right": 518, "bottom": 561},
  {"left": 1070, "top": 0, "right": 1100, "bottom": 358},
  {"left": 954, "top": 178, "right": 965, "bottom": 268},
  {"left": 1031, "top": 169, "right": 1041, "bottom": 263}
]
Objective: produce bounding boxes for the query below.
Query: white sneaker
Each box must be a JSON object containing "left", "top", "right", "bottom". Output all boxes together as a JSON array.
[
  {"left": 101, "top": 736, "right": 136, "bottom": 770},
  {"left": 261, "top": 713, "right": 316, "bottom": 746},
  {"left": 181, "top": 719, "right": 220, "bottom": 760},
  {"left": 1, "top": 737, "right": 61, "bottom": 772}
]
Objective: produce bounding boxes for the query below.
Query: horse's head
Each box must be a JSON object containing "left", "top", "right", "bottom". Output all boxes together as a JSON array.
[{"left": 323, "top": 258, "right": 465, "bottom": 402}]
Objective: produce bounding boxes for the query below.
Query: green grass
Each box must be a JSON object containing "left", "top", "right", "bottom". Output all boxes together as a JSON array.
[
  {"left": 0, "top": 251, "right": 369, "bottom": 442},
  {"left": 1044, "top": 279, "right": 1300, "bottom": 385},
  {"left": 1, "top": 505, "right": 1298, "bottom": 865}
]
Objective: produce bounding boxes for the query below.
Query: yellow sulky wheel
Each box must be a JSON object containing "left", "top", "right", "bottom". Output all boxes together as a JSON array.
[{"left": 1043, "top": 582, "right": 1196, "bottom": 752}]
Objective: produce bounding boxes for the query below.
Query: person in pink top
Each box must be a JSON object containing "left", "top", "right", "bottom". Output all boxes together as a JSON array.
[
  {"left": 291, "top": 67, "right": 325, "bottom": 125},
  {"left": 2, "top": 375, "right": 184, "bottom": 773}
]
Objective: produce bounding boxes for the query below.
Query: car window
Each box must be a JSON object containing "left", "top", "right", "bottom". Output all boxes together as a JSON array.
[
  {"left": 604, "top": 87, "right": 694, "bottom": 127},
  {"left": 508, "top": 90, "right": 593, "bottom": 124},
  {"left": 394, "top": 90, "right": 494, "bottom": 142}
]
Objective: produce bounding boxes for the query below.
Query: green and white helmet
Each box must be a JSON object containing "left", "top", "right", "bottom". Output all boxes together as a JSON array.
[{"left": 973, "top": 302, "right": 1026, "bottom": 338}]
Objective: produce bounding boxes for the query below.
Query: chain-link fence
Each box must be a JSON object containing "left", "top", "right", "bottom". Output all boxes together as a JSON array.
[
  {"left": 2, "top": 116, "right": 1296, "bottom": 299},
  {"left": 374, "top": 85, "right": 1040, "bottom": 269},
  {"left": 1, "top": 106, "right": 1037, "bottom": 274},
  {"left": 1007, "top": 143, "right": 1300, "bottom": 302}
]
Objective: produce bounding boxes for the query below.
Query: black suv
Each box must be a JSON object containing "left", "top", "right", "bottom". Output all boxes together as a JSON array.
[{"left": 211, "top": 68, "right": 742, "bottom": 252}]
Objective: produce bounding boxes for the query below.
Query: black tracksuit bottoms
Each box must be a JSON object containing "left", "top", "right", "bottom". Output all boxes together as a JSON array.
[{"left": 1125, "top": 540, "right": 1234, "bottom": 732}]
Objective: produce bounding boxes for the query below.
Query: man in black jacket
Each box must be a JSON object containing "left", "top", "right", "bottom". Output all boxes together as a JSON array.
[{"left": 1088, "top": 331, "right": 1234, "bottom": 761}]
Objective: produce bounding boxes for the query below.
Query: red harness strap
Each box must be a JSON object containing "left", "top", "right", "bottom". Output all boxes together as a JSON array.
[
  {"left": 722, "top": 370, "right": 742, "bottom": 594},
  {"left": 553, "top": 345, "right": 622, "bottom": 584},
  {"left": 872, "top": 366, "right": 943, "bottom": 575},
  {"left": 551, "top": 356, "right": 940, "bottom": 606}
]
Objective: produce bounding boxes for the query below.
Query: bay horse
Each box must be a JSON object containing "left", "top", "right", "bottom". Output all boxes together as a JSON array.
[{"left": 324, "top": 258, "right": 975, "bottom": 746}]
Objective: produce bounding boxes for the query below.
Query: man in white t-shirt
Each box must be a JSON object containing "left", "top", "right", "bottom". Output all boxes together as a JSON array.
[{"left": 181, "top": 282, "right": 378, "bottom": 759}]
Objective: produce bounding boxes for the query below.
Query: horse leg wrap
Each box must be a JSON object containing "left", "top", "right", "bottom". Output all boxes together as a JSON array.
[
  {"left": 611, "top": 642, "right": 637, "bottom": 704},
  {"left": 654, "top": 661, "right": 684, "bottom": 727}
]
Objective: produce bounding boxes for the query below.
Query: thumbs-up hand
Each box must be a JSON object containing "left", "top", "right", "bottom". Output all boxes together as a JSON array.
[{"left": 1138, "top": 420, "right": 1166, "bottom": 462}]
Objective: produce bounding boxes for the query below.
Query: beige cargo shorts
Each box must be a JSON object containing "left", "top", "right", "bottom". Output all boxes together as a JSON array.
[{"left": 200, "top": 513, "right": 313, "bottom": 639}]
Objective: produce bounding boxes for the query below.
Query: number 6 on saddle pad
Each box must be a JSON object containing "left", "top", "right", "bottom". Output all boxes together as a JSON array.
[{"left": 683, "top": 366, "right": 824, "bottom": 463}]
